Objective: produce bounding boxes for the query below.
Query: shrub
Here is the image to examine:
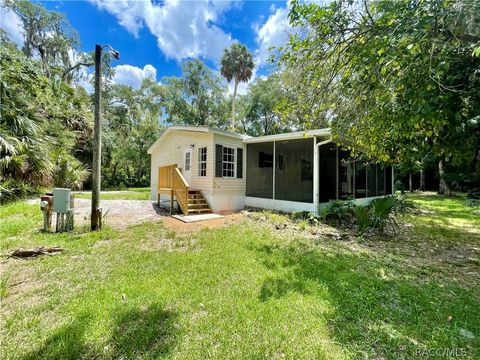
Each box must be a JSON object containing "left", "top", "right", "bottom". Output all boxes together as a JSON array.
[
  {"left": 394, "top": 180, "right": 405, "bottom": 194},
  {"left": 389, "top": 194, "right": 415, "bottom": 213},
  {"left": 354, "top": 206, "right": 371, "bottom": 236},
  {"left": 369, "top": 197, "right": 398, "bottom": 233},
  {"left": 465, "top": 199, "right": 480, "bottom": 208},
  {"left": 0, "top": 179, "right": 43, "bottom": 205},
  {"left": 319, "top": 200, "right": 356, "bottom": 223},
  {"left": 292, "top": 211, "right": 320, "bottom": 225},
  {"left": 467, "top": 188, "right": 480, "bottom": 200},
  {"left": 354, "top": 195, "right": 411, "bottom": 236}
]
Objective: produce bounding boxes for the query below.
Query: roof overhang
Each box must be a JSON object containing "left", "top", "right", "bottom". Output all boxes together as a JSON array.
[
  {"left": 242, "top": 128, "right": 331, "bottom": 144},
  {"left": 147, "top": 126, "right": 250, "bottom": 154}
]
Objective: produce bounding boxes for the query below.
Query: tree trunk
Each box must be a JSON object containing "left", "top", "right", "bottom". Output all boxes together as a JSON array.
[
  {"left": 438, "top": 159, "right": 451, "bottom": 195},
  {"left": 474, "top": 147, "right": 480, "bottom": 187},
  {"left": 409, "top": 172, "right": 413, "bottom": 192},
  {"left": 419, "top": 169, "right": 425, "bottom": 191},
  {"left": 231, "top": 78, "right": 238, "bottom": 130}
]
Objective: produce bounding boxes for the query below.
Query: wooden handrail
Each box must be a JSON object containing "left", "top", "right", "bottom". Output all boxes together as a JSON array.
[{"left": 158, "top": 164, "right": 189, "bottom": 215}]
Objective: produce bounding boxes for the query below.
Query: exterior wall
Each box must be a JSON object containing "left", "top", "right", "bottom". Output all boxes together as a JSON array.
[
  {"left": 211, "top": 134, "right": 247, "bottom": 213},
  {"left": 245, "top": 197, "right": 316, "bottom": 213},
  {"left": 150, "top": 130, "right": 214, "bottom": 201}
]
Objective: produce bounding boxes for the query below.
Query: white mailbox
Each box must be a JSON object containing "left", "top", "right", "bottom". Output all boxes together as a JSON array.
[{"left": 53, "top": 188, "right": 72, "bottom": 213}]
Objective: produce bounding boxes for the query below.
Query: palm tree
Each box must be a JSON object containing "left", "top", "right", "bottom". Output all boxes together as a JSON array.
[{"left": 220, "top": 43, "right": 255, "bottom": 129}]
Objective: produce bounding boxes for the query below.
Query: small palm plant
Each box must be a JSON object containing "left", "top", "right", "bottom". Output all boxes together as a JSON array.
[{"left": 370, "top": 197, "right": 398, "bottom": 233}]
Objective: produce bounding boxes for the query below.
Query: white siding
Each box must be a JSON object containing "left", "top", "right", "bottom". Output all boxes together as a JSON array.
[
  {"left": 211, "top": 134, "right": 246, "bottom": 212},
  {"left": 150, "top": 130, "right": 214, "bottom": 201}
]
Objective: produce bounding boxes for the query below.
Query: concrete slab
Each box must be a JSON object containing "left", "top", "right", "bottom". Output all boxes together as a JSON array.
[{"left": 172, "top": 213, "right": 224, "bottom": 223}]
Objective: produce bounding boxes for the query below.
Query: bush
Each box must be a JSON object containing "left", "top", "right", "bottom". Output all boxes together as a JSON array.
[
  {"left": 354, "top": 195, "right": 412, "bottom": 236},
  {"left": 370, "top": 197, "right": 399, "bottom": 233},
  {"left": 319, "top": 200, "right": 356, "bottom": 223},
  {"left": 354, "top": 206, "right": 371, "bottom": 235},
  {"left": 467, "top": 188, "right": 480, "bottom": 200},
  {"left": 0, "top": 179, "right": 43, "bottom": 204},
  {"left": 465, "top": 199, "right": 480, "bottom": 208},
  {"left": 292, "top": 211, "right": 320, "bottom": 225},
  {"left": 394, "top": 180, "right": 405, "bottom": 194},
  {"left": 389, "top": 194, "right": 415, "bottom": 213}
]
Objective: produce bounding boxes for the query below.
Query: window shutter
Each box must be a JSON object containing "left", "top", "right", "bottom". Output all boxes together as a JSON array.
[
  {"left": 236, "top": 148, "right": 243, "bottom": 178},
  {"left": 215, "top": 144, "right": 223, "bottom": 178}
]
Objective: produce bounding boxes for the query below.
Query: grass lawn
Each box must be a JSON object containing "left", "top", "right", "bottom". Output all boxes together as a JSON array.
[
  {"left": 1, "top": 193, "right": 479, "bottom": 359},
  {"left": 73, "top": 187, "right": 150, "bottom": 200}
]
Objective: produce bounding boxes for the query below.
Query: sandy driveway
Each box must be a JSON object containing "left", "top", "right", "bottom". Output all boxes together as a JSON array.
[
  {"left": 29, "top": 198, "right": 168, "bottom": 229},
  {"left": 73, "top": 199, "right": 169, "bottom": 228},
  {"left": 29, "top": 197, "right": 243, "bottom": 231}
]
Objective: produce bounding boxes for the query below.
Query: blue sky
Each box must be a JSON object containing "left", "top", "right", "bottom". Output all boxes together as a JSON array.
[{"left": 1, "top": 0, "right": 295, "bottom": 94}]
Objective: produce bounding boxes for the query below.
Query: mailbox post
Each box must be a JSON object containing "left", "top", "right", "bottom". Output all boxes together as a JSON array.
[{"left": 40, "top": 194, "right": 53, "bottom": 231}]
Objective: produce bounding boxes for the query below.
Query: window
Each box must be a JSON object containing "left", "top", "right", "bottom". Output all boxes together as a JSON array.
[
  {"left": 198, "top": 147, "right": 207, "bottom": 177},
  {"left": 222, "top": 146, "right": 235, "bottom": 177},
  {"left": 259, "top": 151, "right": 273, "bottom": 168},
  {"left": 184, "top": 151, "right": 191, "bottom": 171}
]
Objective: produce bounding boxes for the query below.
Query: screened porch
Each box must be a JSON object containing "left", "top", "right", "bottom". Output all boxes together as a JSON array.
[{"left": 244, "top": 135, "right": 393, "bottom": 212}]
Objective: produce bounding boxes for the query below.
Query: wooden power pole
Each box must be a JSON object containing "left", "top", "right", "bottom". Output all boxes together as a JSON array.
[
  {"left": 90, "top": 44, "right": 119, "bottom": 231},
  {"left": 91, "top": 44, "right": 102, "bottom": 230}
]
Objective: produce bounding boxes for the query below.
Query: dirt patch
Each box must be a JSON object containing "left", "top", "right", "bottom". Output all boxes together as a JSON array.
[{"left": 162, "top": 213, "right": 245, "bottom": 233}]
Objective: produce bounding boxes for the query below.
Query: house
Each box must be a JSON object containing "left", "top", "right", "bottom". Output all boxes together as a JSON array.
[{"left": 147, "top": 126, "right": 394, "bottom": 214}]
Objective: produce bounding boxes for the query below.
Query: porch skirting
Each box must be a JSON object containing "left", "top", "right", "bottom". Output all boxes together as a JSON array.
[
  {"left": 245, "top": 197, "right": 316, "bottom": 213},
  {"left": 246, "top": 195, "right": 390, "bottom": 213}
]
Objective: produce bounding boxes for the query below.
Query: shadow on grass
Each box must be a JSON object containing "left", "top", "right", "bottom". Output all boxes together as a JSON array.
[
  {"left": 254, "top": 242, "right": 480, "bottom": 357},
  {"left": 21, "top": 305, "right": 178, "bottom": 360}
]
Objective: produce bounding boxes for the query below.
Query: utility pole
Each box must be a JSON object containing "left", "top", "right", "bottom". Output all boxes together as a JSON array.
[
  {"left": 91, "top": 44, "right": 102, "bottom": 230},
  {"left": 91, "top": 44, "right": 119, "bottom": 231}
]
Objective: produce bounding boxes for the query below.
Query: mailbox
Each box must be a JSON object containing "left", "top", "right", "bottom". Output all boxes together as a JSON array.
[
  {"left": 40, "top": 195, "right": 53, "bottom": 211},
  {"left": 53, "top": 188, "right": 71, "bottom": 213}
]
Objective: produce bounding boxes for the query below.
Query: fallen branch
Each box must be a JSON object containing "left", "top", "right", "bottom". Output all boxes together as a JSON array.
[{"left": 8, "top": 246, "right": 64, "bottom": 259}]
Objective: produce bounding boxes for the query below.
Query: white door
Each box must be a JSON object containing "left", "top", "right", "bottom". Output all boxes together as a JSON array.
[{"left": 183, "top": 148, "right": 192, "bottom": 185}]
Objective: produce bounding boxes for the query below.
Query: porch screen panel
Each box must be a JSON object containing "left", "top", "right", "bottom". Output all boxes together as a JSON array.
[
  {"left": 354, "top": 161, "right": 367, "bottom": 198},
  {"left": 385, "top": 166, "right": 393, "bottom": 195},
  {"left": 367, "top": 164, "right": 377, "bottom": 197},
  {"left": 377, "top": 166, "right": 385, "bottom": 196},
  {"left": 246, "top": 142, "right": 274, "bottom": 198},
  {"left": 338, "top": 150, "right": 354, "bottom": 199},
  {"left": 319, "top": 144, "right": 337, "bottom": 203},
  {"left": 275, "top": 138, "right": 313, "bottom": 203}
]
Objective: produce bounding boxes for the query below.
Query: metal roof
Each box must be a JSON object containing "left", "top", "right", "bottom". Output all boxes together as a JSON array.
[{"left": 242, "top": 128, "right": 331, "bottom": 144}]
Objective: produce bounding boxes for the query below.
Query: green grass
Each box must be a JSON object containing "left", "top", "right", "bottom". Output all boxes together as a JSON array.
[
  {"left": 73, "top": 187, "right": 150, "bottom": 200},
  {"left": 1, "top": 194, "right": 479, "bottom": 359}
]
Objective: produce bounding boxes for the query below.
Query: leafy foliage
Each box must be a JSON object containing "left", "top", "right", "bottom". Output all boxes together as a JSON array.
[
  {"left": 353, "top": 206, "right": 371, "bottom": 236},
  {"left": 280, "top": 0, "right": 480, "bottom": 192},
  {"left": 319, "top": 200, "right": 356, "bottom": 224},
  {"left": 292, "top": 211, "right": 320, "bottom": 225},
  {"left": 0, "top": 44, "right": 91, "bottom": 197},
  {"left": 163, "top": 59, "right": 229, "bottom": 128}
]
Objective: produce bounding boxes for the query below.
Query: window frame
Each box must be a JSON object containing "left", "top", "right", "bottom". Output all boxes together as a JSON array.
[
  {"left": 222, "top": 146, "right": 236, "bottom": 178},
  {"left": 198, "top": 146, "right": 207, "bottom": 177},
  {"left": 184, "top": 151, "right": 191, "bottom": 171}
]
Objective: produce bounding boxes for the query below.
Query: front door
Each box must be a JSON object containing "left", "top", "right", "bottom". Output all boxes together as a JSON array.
[{"left": 183, "top": 148, "right": 192, "bottom": 185}]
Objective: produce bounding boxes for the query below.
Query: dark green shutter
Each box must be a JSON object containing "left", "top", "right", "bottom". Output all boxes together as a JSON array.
[
  {"left": 237, "top": 148, "right": 243, "bottom": 178},
  {"left": 215, "top": 144, "right": 223, "bottom": 178}
]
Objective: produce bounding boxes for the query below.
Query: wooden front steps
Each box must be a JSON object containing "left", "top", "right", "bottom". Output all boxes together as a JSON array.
[{"left": 187, "top": 190, "right": 211, "bottom": 214}]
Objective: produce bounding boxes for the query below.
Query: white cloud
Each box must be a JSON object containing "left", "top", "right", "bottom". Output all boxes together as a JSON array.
[
  {"left": 112, "top": 64, "right": 157, "bottom": 89},
  {"left": 89, "top": 0, "right": 234, "bottom": 61},
  {"left": 0, "top": 1, "right": 24, "bottom": 46},
  {"left": 254, "top": 6, "right": 291, "bottom": 67}
]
